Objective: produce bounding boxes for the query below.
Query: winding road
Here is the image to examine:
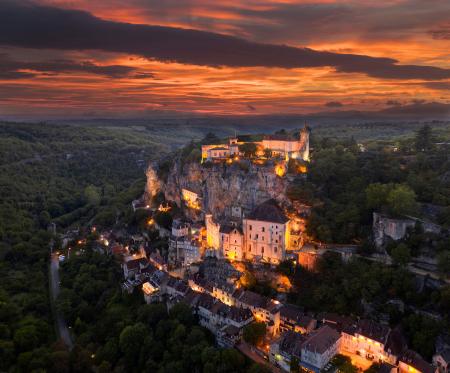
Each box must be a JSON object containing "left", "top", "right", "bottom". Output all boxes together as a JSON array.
[{"left": 50, "top": 254, "right": 74, "bottom": 350}]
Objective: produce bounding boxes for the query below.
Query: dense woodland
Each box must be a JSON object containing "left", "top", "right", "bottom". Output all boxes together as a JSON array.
[
  {"left": 0, "top": 120, "right": 449, "bottom": 371},
  {"left": 0, "top": 122, "right": 169, "bottom": 371}
]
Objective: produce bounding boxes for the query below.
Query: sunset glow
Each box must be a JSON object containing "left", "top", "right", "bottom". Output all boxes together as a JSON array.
[{"left": 0, "top": 0, "right": 449, "bottom": 118}]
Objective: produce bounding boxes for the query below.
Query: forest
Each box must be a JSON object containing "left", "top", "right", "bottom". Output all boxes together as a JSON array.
[{"left": 0, "top": 122, "right": 169, "bottom": 371}]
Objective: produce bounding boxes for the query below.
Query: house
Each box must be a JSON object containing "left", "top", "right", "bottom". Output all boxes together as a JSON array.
[
  {"left": 142, "top": 281, "right": 160, "bottom": 303},
  {"left": 149, "top": 251, "right": 167, "bottom": 271},
  {"left": 399, "top": 350, "right": 436, "bottom": 373},
  {"left": 232, "top": 288, "right": 282, "bottom": 336},
  {"left": 122, "top": 257, "right": 148, "bottom": 279},
  {"left": 270, "top": 331, "right": 306, "bottom": 371},
  {"left": 201, "top": 138, "right": 241, "bottom": 162},
  {"left": 317, "top": 313, "right": 355, "bottom": 333},
  {"left": 243, "top": 199, "right": 291, "bottom": 264},
  {"left": 280, "top": 304, "right": 317, "bottom": 334},
  {"left": 217, "top": 324, "right": 242, "bottom": 348},
  {"left": 341, "top": 319, "right": 404, "bottom": 365},
  {"left": 301, "top": 325, "right": 341, "bottom": 371},
  {"left": 184, "top": 239, "right": 202, "bottom": 266},
  {"left": 166, "top": 276, "right": 190, "bottom": 298},
  {"left": 193, "top": 292, "right": 253, "bottom": 336},
  {"left": 182, "top": 189, "right": 202, "bottom": 210},
  {"left": 220, "top": 225, "right": 244, "bottom": 261}
]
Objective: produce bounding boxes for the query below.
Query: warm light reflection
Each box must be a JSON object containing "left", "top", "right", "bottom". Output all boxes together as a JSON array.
[{"left": 1, "top": 1, "right": 448, "bottom": 117}]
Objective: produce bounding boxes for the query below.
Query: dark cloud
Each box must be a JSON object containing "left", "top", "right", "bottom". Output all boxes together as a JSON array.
[
  {"left": 0, "top": 1, "right": 449, "bottom": 81},
  {"left": 325, "top": 101, "right": 343, "bottom": 108},
  {"left": 428, "top": 26, "right": 450, "bottom": 40},
  {"left": 386, "top": 100, "right": 402, "bottom": 106},
  {"left": 131, "top": 72, "right": 155, "bottom": 79},
  {"left": 423, "top": 81, "right": 450, "bottom": 91},
  {"left": 0, "top": 53, "right": 140, "bottom": 78}
]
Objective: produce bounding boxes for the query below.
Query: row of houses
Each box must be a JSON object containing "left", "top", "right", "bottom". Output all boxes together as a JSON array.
[
  {"left": 270, "top": 314, "right": 439, "bottom": 373},
  {"left": 120, "top": 252, "right": 446, "bottom": 373}
]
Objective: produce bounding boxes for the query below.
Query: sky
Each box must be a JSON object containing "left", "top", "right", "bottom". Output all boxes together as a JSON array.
[{"left": 0, "top": 0, "right": 449, "bottom": 118}]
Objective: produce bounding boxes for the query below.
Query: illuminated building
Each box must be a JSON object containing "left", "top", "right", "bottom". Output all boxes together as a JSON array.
[{"left": 243, "top": 199, "right": 291, "bottom": 264}]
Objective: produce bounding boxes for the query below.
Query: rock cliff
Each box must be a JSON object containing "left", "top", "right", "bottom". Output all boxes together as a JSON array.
[{"left": 148, "top": 159, "right": 291, "bottom": 220}]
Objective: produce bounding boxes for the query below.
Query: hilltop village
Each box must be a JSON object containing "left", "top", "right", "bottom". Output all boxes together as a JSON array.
[
  {"left": 54, "top": 125, "right": 450, "bottom": 373},
  {"left": 92, "top": 126, "right": 445, "bottom": 373}
]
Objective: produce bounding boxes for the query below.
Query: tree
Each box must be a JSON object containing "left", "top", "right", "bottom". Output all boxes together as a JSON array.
[
  {"left": 153, "top": 211, "right": 173, "bottom": 229},
  {"left": 415, "top": 124, "right": 433, "bottom": 152},
  {"left": 239, "top": 143, "right": 258, "bottom": 158},
  {"left": 391, "top": 243, "right": 411, "bottom": 266},
  {"left": 331, "top": 354, "right": 358, "bottom": 373},
  {"left": 290, "top": 356, "right": 300, "bottom": 373},
  {"left": 201, "top": 132, "right": 221, "bottom": 145},
  {"left": 263, "top": 148, "right": 272, "bottom": 158},
  {"left": 84, "top": 185, "right": 101, "bottom": 205},
  {"left": 119, "top": 323, "right": 148, "bottom": 367},
  {"left": 38, "top": 210, "right": 51, "bottom": 228},
  {"left": 365, "top": 183, "right": 390, "bottom": 210},
  {"left": 243, "top": 322, "right": 266, "bottom": 346},
  {"left": 386, "top": 184, "right": 417, "bottom": 216},
  {"left": 437, "top": 251, "right": 450, "bottom": 276}
]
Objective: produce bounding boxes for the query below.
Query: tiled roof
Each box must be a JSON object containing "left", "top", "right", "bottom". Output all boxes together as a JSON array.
[
  {"left": 400, "top": 349, "right": 434, "bottom": 373},
  {"left": 235, "top": 289, "right": 268, "bottom": 309},
  {"left": 246, "top": 199, "right": 289, "bottom": 224},
  {"left": 279, "top": 331, "right": 306, "bottom": 359},
  {"left": 302, "top": 325, "right": 340, "bottom": 354},
  {"left": 385, "top": 326, "right": 407, "bottom": 356},
  {"left": 356, "top": 319, "right": 390, "bottom": 345},
  {"left": 317, "top": 312, "right": 355, "bottom": 333}
]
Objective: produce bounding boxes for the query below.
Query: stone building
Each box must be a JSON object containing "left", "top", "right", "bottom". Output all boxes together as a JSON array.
[{"left": 243, "top": 199, "right": 291, "bottom": 264}]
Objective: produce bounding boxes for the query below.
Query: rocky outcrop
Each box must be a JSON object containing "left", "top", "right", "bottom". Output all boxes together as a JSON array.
[
  {"left": 144, "top": 162, "right": 161, "bottom": 202},
  {"left": 162, "top": 160, "right": 291, "bottom": 220}
]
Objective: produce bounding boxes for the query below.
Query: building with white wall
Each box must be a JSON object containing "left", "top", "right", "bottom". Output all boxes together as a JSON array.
[{"left": 243, "top": 199, "right": 290, "bottom": 264}]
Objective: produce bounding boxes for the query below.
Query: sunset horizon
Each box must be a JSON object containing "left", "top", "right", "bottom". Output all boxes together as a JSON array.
[{"left": 1, "top": 0, "right": 449, "bottom": 119}]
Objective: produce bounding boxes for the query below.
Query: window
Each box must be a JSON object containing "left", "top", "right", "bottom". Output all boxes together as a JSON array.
[
  {"left": 262, "top": 236, "right": 264, "bottom": 241},
  {"left": 274, "top": 247, "right": 277, "bottom": 253},
  {"left": 255, "top": 234, "right": 258, "bottom": 239},
  {"left": 249, "top": 225, "right": 252, "bottom": 231},
  {"left": 262, "top": 227, "right": 265, "bottom": 232},
  {"left": 248, "top": 244, "right": 252, "bottom": 251},
  {"left": 261, "top": 247, "right": 264, "bottom": 254}
]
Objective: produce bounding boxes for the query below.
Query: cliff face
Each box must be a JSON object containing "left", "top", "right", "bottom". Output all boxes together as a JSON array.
[
  {"left": 144, "top": 162, "right": 161, "bottom": 201},
  {"left": 161, "top": 160, "right": 290, "bottom": 220}
]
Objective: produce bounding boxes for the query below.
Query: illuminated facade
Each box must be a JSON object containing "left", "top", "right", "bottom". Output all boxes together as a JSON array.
[
  {"left": 201, "top": 127, "right": 310, "bottom": 163},
  {"left": 182, "top": 188, "right": 201, "bottom": 210},
  {"left": 243, "top": 199, "right": 290, "bottom": 264}
]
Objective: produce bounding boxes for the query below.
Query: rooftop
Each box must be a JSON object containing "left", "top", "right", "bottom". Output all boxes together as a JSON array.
[
  {"left": 246, "top": 199, "right": 289, "bottom": 224},
  {"left": 400, "top": 349, "right": 434, "bottom": 373},
  {"left": 302, "top": 325, "right": 341, "bottom": 354}
]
